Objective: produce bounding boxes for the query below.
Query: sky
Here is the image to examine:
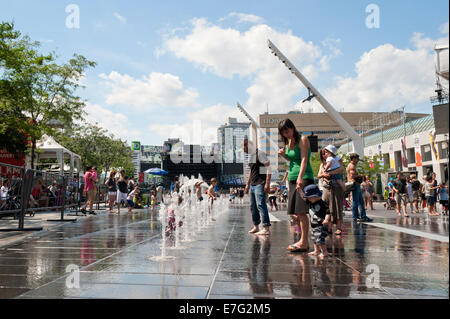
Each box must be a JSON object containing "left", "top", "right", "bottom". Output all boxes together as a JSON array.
[{"left": 1, "top": 0, "right": 449, "bottom": 146}]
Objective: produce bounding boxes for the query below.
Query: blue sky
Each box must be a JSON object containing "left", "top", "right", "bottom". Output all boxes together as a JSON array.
[{"left": 1, "top": 0, "right": 448, "bottom": 146}]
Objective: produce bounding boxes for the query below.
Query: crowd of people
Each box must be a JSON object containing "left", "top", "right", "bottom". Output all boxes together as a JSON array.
[
  {"left": 239, "top": 117, "right": 448, "bottom": 259},
  {"left": 384, "top": 172, "right": 448, "bottom": 216}
]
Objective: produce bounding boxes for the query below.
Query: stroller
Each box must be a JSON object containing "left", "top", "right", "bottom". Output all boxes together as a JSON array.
[
  {"left": 384, "top": 195, "right": 396, "bottom": 210},
  {"left": 0, "top": 187, "right": 22, "bottom": 219}
]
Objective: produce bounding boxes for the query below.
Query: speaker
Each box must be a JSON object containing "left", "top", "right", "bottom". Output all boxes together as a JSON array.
[{"left": 308, "top": 135, "right": 318, "bottom": 153}]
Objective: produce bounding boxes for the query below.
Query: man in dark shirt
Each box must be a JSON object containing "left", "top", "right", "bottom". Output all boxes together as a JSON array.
[
  {"left": 410, "top": 174, "right": 421, "bottom": 213},
  {"left": 243, "top": 138, "right": 271, "bottom": 236},
  {"left": 393, "top": 172, "right": 409, "bottom": 217}
]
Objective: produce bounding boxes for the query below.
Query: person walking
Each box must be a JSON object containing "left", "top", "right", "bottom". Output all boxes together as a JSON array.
[
  {"left": 410, "top": 174, "right": 421, "bottom": 213},
  {"left": 238, "top": 187, "right": 245, "bottom": 204},
  {"left": 105, "top": 171, "right": 117, "bottom": 214},
  {"left": 268, "top": 183, "right": 278, "bottom": 211},
  {"left": 116, "top": 170, "right": 129, "bottom": 214},
  {"left": 393, "top": 172, "right": 409, "bottom": 217},
  {"left": 438, "top": 182, "right": 448, "bottom": 215},
  {"left": 318, "top": 148, "right": 345, "bottom": 236},
  {"left": 346, "top": 153, "right": 373, "bottom": 222},
  {"left": 243, "top": 138, "right": 271, "bottom": 236},
  {"left": 367, "top": 176, "right": 375, "bottom": 210},
  {"left": 361, "top": 177, "right": 372, "bottom": 211},
  {"left": 81, "top": 166, "right": 97, "bottom": 215},
  {"left": 278, "top": 119, "right": 315, "bottom": 252}
]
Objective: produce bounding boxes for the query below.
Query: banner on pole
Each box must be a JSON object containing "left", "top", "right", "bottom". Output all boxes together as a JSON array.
[
  {"left": 414, "top": 135, "right": 422, "bottom": 167},
  {"left": 429, "top": 129, "right": 440, "bottom": 163},
  {"left": 389, "top": 143, "right": 395, "bottom": 169}
]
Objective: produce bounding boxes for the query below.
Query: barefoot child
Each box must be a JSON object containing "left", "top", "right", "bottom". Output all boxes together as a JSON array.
[
  {"left": 323, "top": 145, "right": 345, "bottom": 192},
  {"left": 126, "top": 186, "right": 139, "bottom": 214},
  {"left": 303, "top": 184, "right": 331, "bottom": 259},
  {"left": 208, "top": 178, "right": 217, "bottom": 219}
]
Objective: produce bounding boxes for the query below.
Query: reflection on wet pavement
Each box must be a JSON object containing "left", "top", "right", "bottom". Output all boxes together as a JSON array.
[{"left": 0, "top": 205, "right": 448, "bottom": 299}]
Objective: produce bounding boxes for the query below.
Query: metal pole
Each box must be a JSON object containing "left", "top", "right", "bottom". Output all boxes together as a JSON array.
[{"left": 268, "top": 40, "right": 364, "bottom": 156}]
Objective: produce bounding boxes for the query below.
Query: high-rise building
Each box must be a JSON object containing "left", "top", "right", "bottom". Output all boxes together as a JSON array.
[{"left": 217, "top": 117, "right": 251, "bottom": 186}]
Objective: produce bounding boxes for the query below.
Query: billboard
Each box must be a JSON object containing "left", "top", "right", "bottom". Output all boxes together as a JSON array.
[{"left": 131, "top": 141, "right": 141, "bottom": 152}]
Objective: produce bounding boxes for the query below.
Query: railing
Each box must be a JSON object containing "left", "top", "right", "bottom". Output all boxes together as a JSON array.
[{"left": 0, "top": 164, "right": 85, "bottom": 231}]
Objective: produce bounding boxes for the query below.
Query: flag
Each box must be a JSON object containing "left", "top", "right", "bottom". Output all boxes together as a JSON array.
[{"left": 429, "top": 129, "right": 440, "bottom": 163}]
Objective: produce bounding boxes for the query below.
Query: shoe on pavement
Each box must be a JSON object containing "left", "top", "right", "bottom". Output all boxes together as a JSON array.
[
  {"left": 360, "top": 217, "right": 373, "bottom": 222},
  {"left": 89, "top": 211, "right": 97, "bottom": 215}
]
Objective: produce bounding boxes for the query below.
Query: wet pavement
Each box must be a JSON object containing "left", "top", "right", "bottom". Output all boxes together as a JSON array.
[{"left": 0, "top": 202, "right": 448, "bottom": 299}]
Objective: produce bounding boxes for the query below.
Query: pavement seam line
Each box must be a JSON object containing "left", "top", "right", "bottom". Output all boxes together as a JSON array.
[
  {"left": 205, "top": 222, "right": 236, "bottom": 299},
  {"left": 362, "top": 222, "right": 449, "bottom": 243}
]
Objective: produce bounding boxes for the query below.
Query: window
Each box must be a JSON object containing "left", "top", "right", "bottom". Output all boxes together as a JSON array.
[
  {"left": 421, "top": 145, "right": 432, "bottom": 162},
  {"left": 439, "top": 141, "right": 448, "bottom": 159},
  {"left": 407, "top": 148, "right": 415, "bottom": 164}
]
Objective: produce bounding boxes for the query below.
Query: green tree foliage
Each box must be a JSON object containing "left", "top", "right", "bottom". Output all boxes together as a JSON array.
[
  {"left": 340, "top": 153, "right": 388, "bottom": 192},
  {"left": 56, "top": 122, "right": 134, "bottom": 179},
  {"left": 0, "top": 21, "right": 96, "bottom": 167}
]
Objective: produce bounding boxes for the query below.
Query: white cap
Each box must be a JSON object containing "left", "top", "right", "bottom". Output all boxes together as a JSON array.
[{"left": 324, "top": 144, "right": 337, "bottom": 155}]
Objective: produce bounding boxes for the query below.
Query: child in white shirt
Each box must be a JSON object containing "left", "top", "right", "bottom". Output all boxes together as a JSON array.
[
  {"left": 323, "top": 145, "right": 345, "bottom": 192},
  {"left": 126, "top": 186, "right": 139, "bottom": 213}
]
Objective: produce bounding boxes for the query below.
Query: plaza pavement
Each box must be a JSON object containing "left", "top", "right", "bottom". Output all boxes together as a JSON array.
[{"left": 0, "top": 200, "right": 448, "bottom": 299}]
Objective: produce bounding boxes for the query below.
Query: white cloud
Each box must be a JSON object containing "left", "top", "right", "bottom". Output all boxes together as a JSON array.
[
  {"left": 99, "top": 71, "right": 200, "bottom": 110},
  {"left": 440, "top": 21, "right": 449, "bottom": 35},
  {"left": 113, "top": 12, "right": 127, "bottom": 24},
  {"left": 219, "top": 12, "right": 265, "bottom": 24},
  {"left": 84, "top": 102, "right": 141, "bottom": 142},
  {"left": 149, "top": 104, "right": 246, "bottom": 145},
  {"left": 324, "top": 30, "right": 449, "bottom": 112},
  {"left": 161, "top": 17, "right": 338, "bottom": 118}
]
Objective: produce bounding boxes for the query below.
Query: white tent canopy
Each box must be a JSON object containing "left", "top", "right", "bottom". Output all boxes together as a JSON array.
[{"left": 33, "top": 134, "right": 81, "bottom": 176}]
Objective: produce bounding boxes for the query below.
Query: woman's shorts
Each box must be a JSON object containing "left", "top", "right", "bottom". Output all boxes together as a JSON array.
[
  {"left": 287, "top": 179, "right": 314, "bottom": 215},
  {"left": 116, "top": 191, "right": 128, "bottom": 203},
  {"left": 108, "top": 192, "right": 117, "bottom": 199},
  {"left": 363, "top": 191, "right": 371, "bottom": 200}
]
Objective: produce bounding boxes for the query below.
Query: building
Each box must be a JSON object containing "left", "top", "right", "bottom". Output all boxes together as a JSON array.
[
  {"left": 162, "top": 144, "right": 220, "bottom": 186},
  {"left": 140, "top": 145, "right": 164, "bottom": 183},
  {"left": 258, "top": 111, "right": 428, "bottom": 180},
  {"left": 217, "top": 117, "right": 251, "bottom": 186},
  {"left": 339, "top": 105, "right": 449, "bottom": 185}
]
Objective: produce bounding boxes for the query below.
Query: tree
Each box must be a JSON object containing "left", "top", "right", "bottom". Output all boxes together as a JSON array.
[
  {"left": 56, "top": 122, "right": 134, "bottom": 179},
  {"left": 0, "top": 21, "right": 96, "bottom": 167},
  {"left": 340, "top": 153, "right": 388, "bottom": 192}
]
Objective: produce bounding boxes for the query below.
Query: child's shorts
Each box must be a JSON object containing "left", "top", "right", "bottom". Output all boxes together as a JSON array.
[
  {"left": 311, "top": 224, "right": 328, "bottom": 245},
  {"left": 330, "top": 173, "right": 343, "bottom": 181},
  {"left": 127, "top": 199, "right": 135, "bottom": 207}
]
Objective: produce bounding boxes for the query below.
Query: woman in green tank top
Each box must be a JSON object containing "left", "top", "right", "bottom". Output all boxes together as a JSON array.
[{"left": 278, "top": 118, "right": 315, "bottom": 252}]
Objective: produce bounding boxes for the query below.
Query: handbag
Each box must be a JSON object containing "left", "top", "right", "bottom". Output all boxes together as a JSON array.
[{"left": 345, "top": 182, "right": 355, "bottom": 193}]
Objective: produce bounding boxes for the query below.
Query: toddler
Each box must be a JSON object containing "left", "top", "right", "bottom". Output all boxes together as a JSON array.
[
  {"left": 323, "top": 145, "right": 345, "bottom": 192},
  {"left": 303, "top": 184, "right": 331, "bottom": 259}
]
